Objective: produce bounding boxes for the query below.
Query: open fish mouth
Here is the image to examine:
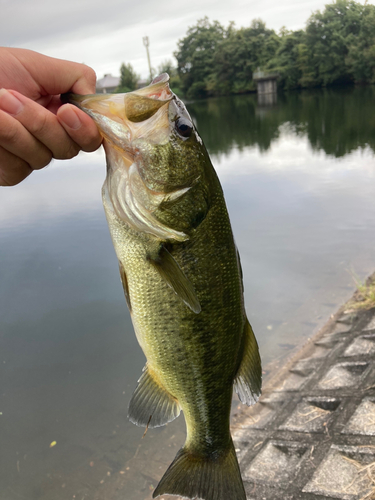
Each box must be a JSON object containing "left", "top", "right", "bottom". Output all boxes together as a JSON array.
[
  {"left": 62, "top": 74, "right": 190, "bottom": 242},
  {"left": 61, "top": 73, "right": 173, "bottom": 164}
]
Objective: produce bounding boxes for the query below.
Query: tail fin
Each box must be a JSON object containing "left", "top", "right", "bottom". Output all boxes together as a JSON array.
[{"left": 153, "top": 440, "right": 246, "bottom": 500}]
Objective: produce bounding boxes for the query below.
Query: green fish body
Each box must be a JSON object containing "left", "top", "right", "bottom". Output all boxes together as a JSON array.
[{"left": 64, "top": 74, "right": 261, "bottom": 500}]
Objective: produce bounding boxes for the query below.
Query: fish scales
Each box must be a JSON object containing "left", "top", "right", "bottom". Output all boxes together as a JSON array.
[{"left": 63, "top": 73, "right": 262, "bottom": 500}]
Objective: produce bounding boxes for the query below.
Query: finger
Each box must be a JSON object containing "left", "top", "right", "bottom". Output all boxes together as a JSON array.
[
  {"left": 0, "top": 109, "right": 52, "bottom": 171},
  {"left": 0, "top": 146, "right": 32, "bottom": 186},
  {"left": 57, "top": 104, "right": 102, "bottom": 153},
  {"left": 0, "top": 89, "right": 81, "bottom": 160},
  {"left": 7, "top": 48, "right": 97, "bottom": 96}
]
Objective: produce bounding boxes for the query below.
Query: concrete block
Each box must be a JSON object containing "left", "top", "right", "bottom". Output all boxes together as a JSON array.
[
  {"left": 337, "top": 312, "right": 359, "bottom": 325},
  {"left": 342, "top": 398, "right": 375, "bottom": 436},
  {"left": 234, "top": 394, "right": 286, "bottom": 433},
  {"left": 279, "top": 397, "right": 340, "bottom": 433},
  {"left": 236, "top": 404, "right": 277, "bottom": 431},
  {"left": 273, "top": 372, "right": 309, "bottom": 392},
  {"left": 290, "top": 358, "right": 321, "bottom": 377},
  {"left": 363, "top": 315, "right": 375, "bottom": 331},
  {"left": 343, "top": 334, "right": 375, "bottom": 357},
  {"left": 302, "top": 343, "right": 331, "bottom": 359},
  {"left": 318, "top": 362, "right": 369, "bottom": 390},
  {"left": 243, "top": 441, "right": 309, "bottom": 485},
  {"left": 331, "top": 323, "right": 353, "bottom": 334},
  {"left": 303, "top": 445, "right": 375, "bottom": 499}
]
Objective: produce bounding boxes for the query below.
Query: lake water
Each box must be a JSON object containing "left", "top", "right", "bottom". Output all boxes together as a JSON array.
[{"left": 1, "top": 86, "right": 375, "bottom": 499}]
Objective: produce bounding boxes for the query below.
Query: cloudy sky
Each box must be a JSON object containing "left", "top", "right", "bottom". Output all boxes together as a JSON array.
[{"left": 1, "top": 0, "right": 369, "bottom": 81}]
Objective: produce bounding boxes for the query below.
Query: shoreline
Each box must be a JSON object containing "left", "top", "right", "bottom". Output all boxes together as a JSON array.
[{"left": 232, "top": 272, "right": 375, "bottom": 500}]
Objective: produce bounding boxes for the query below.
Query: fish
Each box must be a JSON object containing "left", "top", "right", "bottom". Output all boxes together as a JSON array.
[{"left": 62, "top": 73, "right": 262, "bottom": 500}]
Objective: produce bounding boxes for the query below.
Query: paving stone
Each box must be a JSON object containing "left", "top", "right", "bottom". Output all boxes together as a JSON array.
[
  {"left": 315, "top": 336, "right": 342, "bottom": 348},
  {"left": 243, "top": 441, "right": 309, "bottom": 485},
  {"left": 290, "top": 358, "right": 322, "bottom": 377},
  {"left": 234, "top": 441, "right": 257, "bottom": 462},
  {"left": 302, "top": 343, "right": 332, "bottom": 359},
  {"left": 236, "top": 403, "right": 277, "bottom": 431},
  {"left": 343, "top": 334, "right": 375, "bottom": 357},
  {"left": 337, "top": 312, "right": 359, "bottom": 325},
  {"left": 342, "top": 398, "right": 375, "bottom": 436},
  {"left": 279, "top": 397, "right": 340, "bottom": 433},
  {"left": 273, "top": 371, "right": 310, "bottom": 391},
  {"left": 318, "top": 362, "right": 369, "bottom": 390},
  {"left": 303, "top": 445, "right": 375, "bottom": 499},
  {"left": 231, "top": 294, "right": 375, "bottom": 500},
  {"left": 235, "top": 394, "right": 286, "bottom": 434},
  {"left": 331, "top": 323, "right": 353, "bottom": 334},
  {"left": 363, "top": 315, "right": 375, "bottom": 331}
]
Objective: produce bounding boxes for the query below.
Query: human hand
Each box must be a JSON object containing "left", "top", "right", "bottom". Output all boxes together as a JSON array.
[{"left": 0, "top": 48, "right": 103, "bottom": 186}]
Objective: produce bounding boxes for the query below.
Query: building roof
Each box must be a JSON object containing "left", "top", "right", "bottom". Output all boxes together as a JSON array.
[{"left": 96, "top": 74, "right": 120, "bottom": 90}]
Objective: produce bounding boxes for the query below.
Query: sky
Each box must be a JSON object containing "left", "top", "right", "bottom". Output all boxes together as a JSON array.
[{"left": 0, "top": 0, "right": 371, "bottom": 81}]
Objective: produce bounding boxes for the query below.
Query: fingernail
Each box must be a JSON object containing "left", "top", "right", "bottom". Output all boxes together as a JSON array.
[
  {"left": 0, "top": 89, "right": 23, "bottom": 115},
  {"left": 59, "top": 106, "right": 81, "bottom": 130}
]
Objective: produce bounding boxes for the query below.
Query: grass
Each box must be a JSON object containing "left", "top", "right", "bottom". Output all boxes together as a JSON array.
[
  {"left": 342, "top": 456, "right": 375, "bottom": 500},
  {"left": 348, "top": 272, "right": 375, "bottom": 311}
]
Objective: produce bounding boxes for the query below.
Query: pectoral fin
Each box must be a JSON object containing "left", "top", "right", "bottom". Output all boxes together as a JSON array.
[
  {"left": 128, "top": 365, "right": 181, "bottom": 428},
  {"left": 148, "top": 246, "right": 201, "bottom": 314},
  {"left": 119, "top": 261, "right": 132, "bottom": 312},
  {"left": 234, "top": 319, "right": 262, "bottom": 405}
]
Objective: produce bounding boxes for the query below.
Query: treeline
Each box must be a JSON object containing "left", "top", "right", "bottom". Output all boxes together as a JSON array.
[
  {"left": 172, "top": 0, "right": 375, "bottom": 99},
  {"left": 186, "top": 86, "right": 375, "bottom": 158}
]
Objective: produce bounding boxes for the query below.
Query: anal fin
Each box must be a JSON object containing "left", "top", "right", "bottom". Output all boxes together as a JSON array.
[
  {"left": 128, "top": 365, "right": 181, "bottom": 428},
  {"left": 234, "top": 319, "right": 262, "bottom": 406},
  {"left": 148, "top": 245, "right": 201, "bottom": 314}
]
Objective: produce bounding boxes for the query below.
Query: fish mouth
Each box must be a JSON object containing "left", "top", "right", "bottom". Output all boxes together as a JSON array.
[
  {"left": 61, "top": 73, "right": 174, "bottom": 164},
  {"left": 62, "top": 75, "right": 189, "bottom": 242}
]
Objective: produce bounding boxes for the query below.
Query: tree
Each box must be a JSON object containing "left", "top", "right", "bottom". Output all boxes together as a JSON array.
[
  {"left": 267, "top": 30, "right": 309, "bottom": 89},
  {"left": 305, "top": 0, "right": 363, "bottom": 86},
  {"left": 157, "top": 59, "right": 177, "bottom": 76},
  {"left": 345, "top": 2, "right": 375, "bottom": 83},
  {"left": 116, "top": 63, "right": 139, "bottom": 93},
  {"left": 214, "top": 20, "right": 280, "bottom": 95},
  {"left": 172, "top": 1, "right": 375, "bottom": 96},
  {"left": 174, "top": 17, "right": 226, "bottom": 98},
  {"left": 157, "top": 59, "right": 183, "bottom": 96}
]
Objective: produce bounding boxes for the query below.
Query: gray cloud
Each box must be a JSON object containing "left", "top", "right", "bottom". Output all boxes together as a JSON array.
[{"left": 2, "top": 0, "right": 367, "bottom": 79}]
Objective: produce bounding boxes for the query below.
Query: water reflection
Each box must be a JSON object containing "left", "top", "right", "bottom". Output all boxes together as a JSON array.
[
  {"left": 189, "top": 86, "right": 375, "bottom": 158},
  {"left": 1, "top": 88, "right": 375, "bottom": 499}
]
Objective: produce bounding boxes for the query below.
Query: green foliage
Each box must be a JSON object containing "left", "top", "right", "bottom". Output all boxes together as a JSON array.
[
  {"left": 186, "top": 85, "right": 375, "bottom": 158},
  {"left": 157, "top": 59, "right": 176, "bottom": 76},
  {"left": 116, "top": 62, "right": 139, "bottom": 93},
  {"left": 173, "top": 0, "right": 375, "bottom": 97},
  {"left": 174, "top": 17, "right": 226, "bottom": 98},
  {"left": 349, "top": 271, "right": 375, "bottom": 310},
  {"left": 157, "top": 59, "right": 184, "bottom": 97},
  {"left": 345, "top": 3, "right": 375, "bottom": 83},
  {"left": 214, "top": 20, "right": 280, "bottom": 95}
]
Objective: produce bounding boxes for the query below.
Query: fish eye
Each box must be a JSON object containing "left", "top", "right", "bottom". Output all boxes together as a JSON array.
[{"left": 175, "top": 117, "right": 193, "bottom": 138}]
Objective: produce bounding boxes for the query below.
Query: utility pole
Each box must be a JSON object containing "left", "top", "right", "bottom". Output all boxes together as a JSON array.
[{"left": 143, "top": 36, "right": 153, "bottom": 82}]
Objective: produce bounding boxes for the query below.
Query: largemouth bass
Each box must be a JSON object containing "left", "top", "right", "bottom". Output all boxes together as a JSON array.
[{"left": 63, "top": 74, "right": 261, "bottom": 500}]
